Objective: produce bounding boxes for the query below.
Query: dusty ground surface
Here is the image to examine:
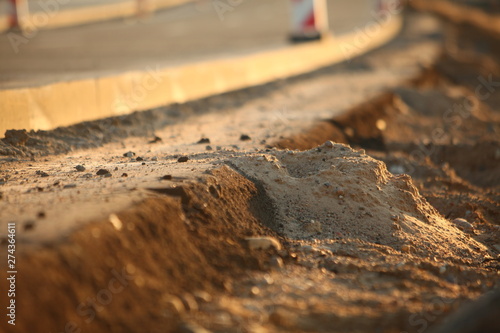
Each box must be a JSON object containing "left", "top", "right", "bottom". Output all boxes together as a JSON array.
[{"left": 0, "top": 7, "right": 499, "bottom": 333}]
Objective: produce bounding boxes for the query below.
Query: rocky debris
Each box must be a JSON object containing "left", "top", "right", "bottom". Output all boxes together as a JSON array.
[
  {"left": 161, "top": 175, "right": 173, "bottom": 180},
  {"left": 123, "top": 151, "right": 135, "bottom": 158},
  {"left": 136, "top": 157, "right": 144, "bottom": 162},
  {"left": 246, "top": 237, "right": 281, "bottom": 251},
  {"left": 36, "top": 171, "right": 49, "bottom": 177},
  {"left": 197, "top": 138, "right": 211, "bottom": 144},
  {"left": 240, "top": 134, "right": 251, "bottom": 141},
  {"left": 232, "top": 143, "right": 489, "bottom": 262},
  {"left": 75, "top": 165, "right": 86, "bottom": 172},
  {"left": 0, "top": 178, "right": 6, "bottom": 185},
  {"left": 206, "top": 146, "right": 213, "bottom": 151},
  {"left": 121, "top": 173, "right": 128, "bottom": 177},
  {"left": 3, "top": 129, "right": 30, "bottom": 146},
  {"left": 178, "top": 156, "right": 189, "bottom": 163},
  {"left": 96, "top": 169, "right": 110, "bottom": 176}
]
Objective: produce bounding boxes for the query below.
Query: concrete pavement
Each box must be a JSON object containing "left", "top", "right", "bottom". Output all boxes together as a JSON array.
[{"left": 0, "top": 0, "right": 403, "bottom": 136}]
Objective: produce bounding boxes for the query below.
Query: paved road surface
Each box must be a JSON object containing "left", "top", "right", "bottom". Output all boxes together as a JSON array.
[{"left": 0, "top": 0, "right": 378, "bottom": 89}]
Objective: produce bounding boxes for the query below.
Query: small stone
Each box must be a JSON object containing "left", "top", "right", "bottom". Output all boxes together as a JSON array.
[
  {"left": 123, "top": 151, "right": 135, "bottom": 158},
  {"left": 136, "top": 157, "right": 144, "bottom": 162},
  {"left": 246, "top": 237, "right": 281, "bottom": 251},
  {"left": 250, "top": 286, "right": 260, "bottom": 296},
  {"left": 216, "top": 146, "right": 222, "bottom": 151},
  {"left": 376, "top": 119, "right": 387, "bottom": 131},
  {"left": 178, "top": 156, "right": 189, "bottom": 163},
  {"left": 160, "top": 175, "right": 173, "bottom": 180},
  {"left": 104, "top": 173, "right": 112, "bottom": 178},
  {"left": 197, "top": 138, "right": 210, "bottom": 144},
  {"left": 121, "top": 173, "right": 128, "bottom": 177},
  {"left": 389, "top": 165, "right": 405, "bottom": 175},
  {"left": 304, "top": 220, "right": 322, "bottom": 234},
  {"left": 193, "top": 290, "right": 212, "bottom": 303},
  {"left": 151, "top": 156, "right": 158, "bottom": 161},
  {"left": 401, "top": 245, "right": 411, "bottom": 253},
  {"left": 149, "top": 136, "right": 162, "bottom": 144},
  {"left": 270, "top": 256, "right": 284, "bottom": 269},
  {"left": 23, "top": 221, "right": 35, "bottom": 231},
  {"left": 75, "top": 165, "right": 86, "bottom": 172},
  {"left": 36, "top": 171, "right": 49, "bottom": 177},
  {"left": 324, "top": 140, "right": 334, "bottom": 148},
  {"left": 96, "top": 169, "right": 110, "bottom": 176},
  {"left": 162, "top": 295, "right": 185, "bottom": 315},
  {"left": 240, "top": 134, "right": 251, "bottom": 141},
  {"left": 452, "top": 218, "right": 474, "bottom": 233},
  {"left": 205, "top": 145, "right": 213, "bottom": 151},
  {"left": 492, "top": 244, "right": 500, "bottom": 252},
  {"left": 109, "top": 214, "right": 123, "bottom": 230},
  {"left": 391, "top": 215, "right": 400, "bottom": 222},
  {"left": 63, "top": 184, "right": 77, "bottom": 189}
]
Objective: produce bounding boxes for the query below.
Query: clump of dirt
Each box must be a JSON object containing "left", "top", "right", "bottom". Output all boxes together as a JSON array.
[
  {"left": 275, "top": 54, "right": 500, "bottom": 235},
  {"left": 232, "top": 143, "right": 492, "bottom": 263},
  {"left": 10, "top": 166, "right": 279, "bottom": 333}
]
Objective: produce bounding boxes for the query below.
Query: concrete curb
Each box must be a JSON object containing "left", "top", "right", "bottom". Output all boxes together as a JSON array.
[
  {"left": 0, "top": 15, "right": 403, "bottom": 137},
  {"left": 0, "top": 0, "right": 191, "bottom": 33}
]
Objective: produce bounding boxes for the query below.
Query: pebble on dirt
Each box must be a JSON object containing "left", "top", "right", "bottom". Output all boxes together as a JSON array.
[
  {"left": 240, "top": 134, "right": 251, "bottom": 141},
  {"left": 149, "top": 136, "right": 162, "bottom": 144},
  {"left": 63, "top": 184, "right": 77, "bottom": 189},
  {"left": 75, "top": 165, "right": 86, "bottom": 172},
  {"left": 121, "top": 173, "right": 128, "bottom": 177},
  {"left": 123, "top": 151, "right": 135, "bottom": 158},
  {"left": 36, "top": 170, "right": 49, "bottom": 177},
  {"left": 136, "top": 157, "right": 144, "bottom": 161},
  {"left": 246, "top": 237, "right": 281, "bottom": 251},
  {"left": 23, "top": 221, "right": 35, "bottom": 231},
  {"left": 197, "top": 138, "right": 210, "bottom": 144},
  {"left": 161, "top": 175, "right": 173, "bottom": 180},
  {"left": 178, "top": 156, "right": 189, "bottom": 163},
  {"left": 96, "top": 169, "right": 110, "bottom": 176}
]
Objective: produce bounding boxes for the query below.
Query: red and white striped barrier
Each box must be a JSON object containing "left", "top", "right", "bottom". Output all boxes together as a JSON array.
[
  {"left": 289, "top": 0, "right": 329, "bottom": 42},
  {"left": 8, "top": 0, "right": 29, "bottom": 29}
]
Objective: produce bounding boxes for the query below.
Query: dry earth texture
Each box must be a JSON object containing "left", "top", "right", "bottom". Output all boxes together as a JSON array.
[{"left": 0, "top": 5, "right": 499, "bottom": 333}]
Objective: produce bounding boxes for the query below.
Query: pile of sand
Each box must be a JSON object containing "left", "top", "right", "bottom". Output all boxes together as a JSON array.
[{"left": 232, "top": 142, "right": 490, "bottom": 263}]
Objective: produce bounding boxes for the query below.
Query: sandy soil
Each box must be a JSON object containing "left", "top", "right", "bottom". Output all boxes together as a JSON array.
[{"left": 0, "top": 8, "right": 499, "bottom": 333}]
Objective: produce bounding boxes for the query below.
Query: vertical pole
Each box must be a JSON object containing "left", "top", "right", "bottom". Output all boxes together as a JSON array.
[{"left": 289, "top": 0, "right": 329, "bottom": 43}]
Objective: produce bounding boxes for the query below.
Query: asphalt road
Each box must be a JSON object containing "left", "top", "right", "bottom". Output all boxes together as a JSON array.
[{"left": 0, "top": 0, "right": 378, "bottom": 89}]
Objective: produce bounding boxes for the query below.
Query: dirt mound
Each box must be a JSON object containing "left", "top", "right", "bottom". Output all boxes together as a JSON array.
[
  {"left": 8, "top": 166, "right": 279, "bottom": 333},
  {"left": 231, "top": 143, "right": 491, "bottom": 263}
]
